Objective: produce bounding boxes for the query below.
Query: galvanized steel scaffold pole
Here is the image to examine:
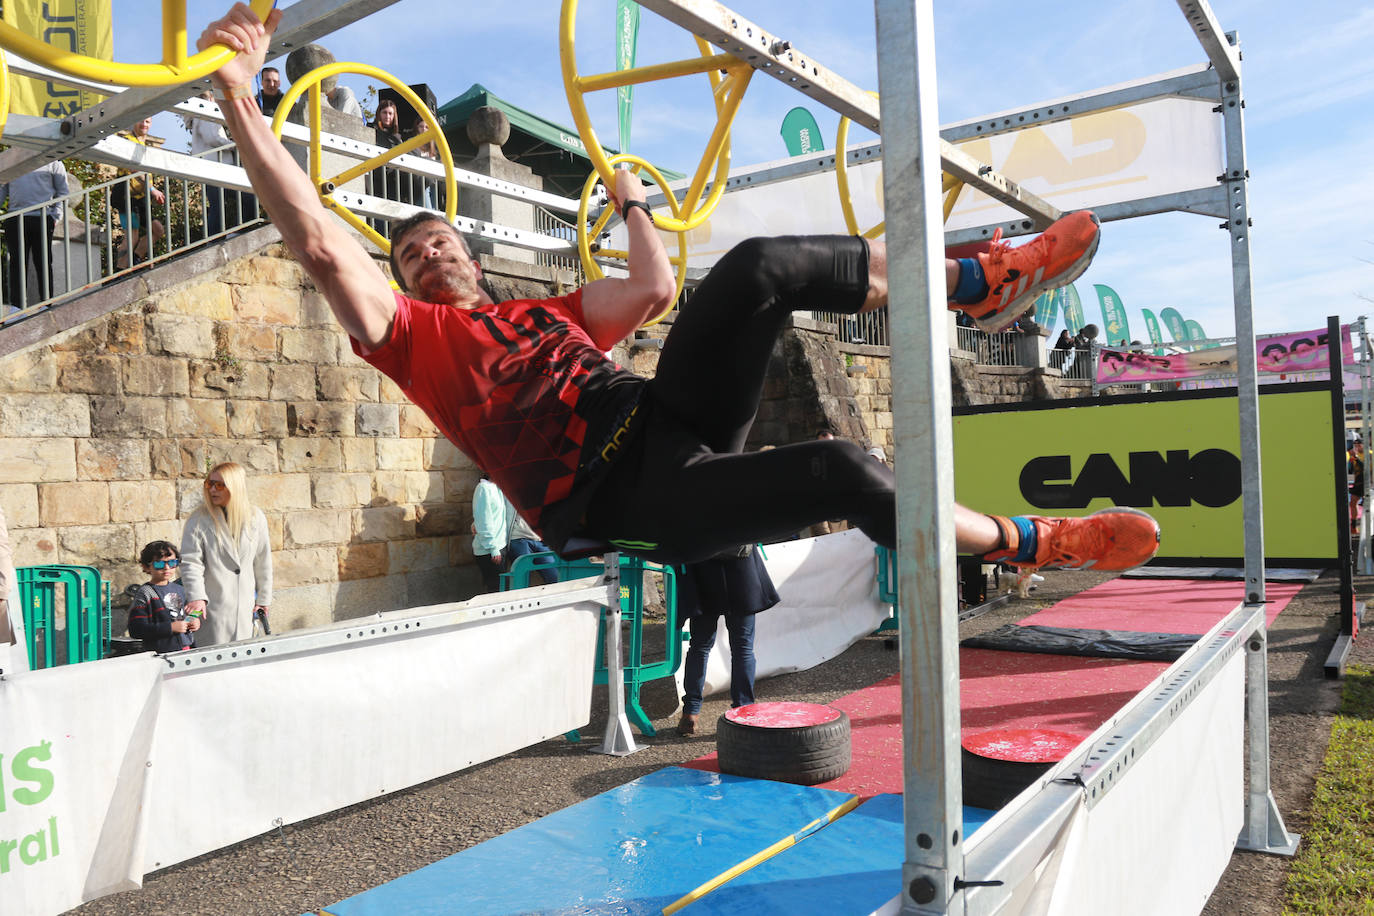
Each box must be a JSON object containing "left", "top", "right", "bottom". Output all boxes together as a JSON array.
[
  {"left": 1176, "top": 0, "right": 1299, "bottom": 856},
  {"left": 873, "top": 0, "right": 964, "bottom": 912}
]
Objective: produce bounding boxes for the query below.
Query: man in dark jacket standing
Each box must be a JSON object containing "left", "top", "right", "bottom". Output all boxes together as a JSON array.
[{"left": 676, "top": 546, "right": 779, "bottom": 736}]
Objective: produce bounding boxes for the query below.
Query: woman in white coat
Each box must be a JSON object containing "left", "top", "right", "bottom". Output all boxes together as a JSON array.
[{"left": 181, "top": 462, "right": 273, "bottom": 646}]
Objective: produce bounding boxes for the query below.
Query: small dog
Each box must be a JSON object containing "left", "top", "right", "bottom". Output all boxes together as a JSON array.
[{"left": 1014, "top": 568, "right": 1044, "bottom": 598}]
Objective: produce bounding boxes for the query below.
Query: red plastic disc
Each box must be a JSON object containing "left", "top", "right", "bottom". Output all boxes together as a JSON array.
[
  {"left": 962, "top": 727, "right": 1084, "bottom": 763},
  {"left": 724, "top": 702, "right": 844, "bottom": 729}
]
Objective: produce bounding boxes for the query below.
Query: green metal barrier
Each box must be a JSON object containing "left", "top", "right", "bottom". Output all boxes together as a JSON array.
[
  {"left": 874, "top": 547, "right": 899, "bottom": 633},
  {"left": 16, "top": 565, "right": 111, "bottom": 669},
  {"left": 875, "top": 549, "right": 1004, "bottom": 633},
  {"left": 503, "top": 553, "right": 682, "bottom": 738}
]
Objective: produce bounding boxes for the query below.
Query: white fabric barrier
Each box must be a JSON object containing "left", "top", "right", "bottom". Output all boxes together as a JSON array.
[
  {"left": 675, "top": 529, "right": 891, "bottom": 701},
  {"left": 0, "top": 593, "right": 602, "bottom": 915},
  {"left": 0, "top": 654, "right": 165, "bottom": 916},
  {"left": 871, "top": 636, "right": 1243, "bottom": 915},
  {"left": 1046, "top": 649, "right": 1243, "bottom": 915},
  {"left": 146, "top": 600, "right": 601, "bottom": 868}
]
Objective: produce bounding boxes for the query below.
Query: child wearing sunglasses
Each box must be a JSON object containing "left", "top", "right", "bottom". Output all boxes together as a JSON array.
[{"left": 127, "top": 540, "right": 199, "bottom": 653}]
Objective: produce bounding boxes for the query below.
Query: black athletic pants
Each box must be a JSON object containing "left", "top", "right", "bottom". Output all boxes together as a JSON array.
[
  {"left": 584, "top": 236, "right": 896, "bottom": 564},
  {"left": 4, "top": 214, "right": 55, "bottom": 307}
]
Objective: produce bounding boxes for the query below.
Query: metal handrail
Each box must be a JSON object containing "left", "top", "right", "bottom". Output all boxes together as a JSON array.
[{"left": 2, "top": 164, "right": 267, "bottom": 324}]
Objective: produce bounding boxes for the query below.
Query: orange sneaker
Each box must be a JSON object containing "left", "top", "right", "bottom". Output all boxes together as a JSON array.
[
  {"left": 988, "top": 508, "right": 1160, "bottom": 571},
  {"left": 956, "top": 210, "right": 1101, "bottom": 333}
]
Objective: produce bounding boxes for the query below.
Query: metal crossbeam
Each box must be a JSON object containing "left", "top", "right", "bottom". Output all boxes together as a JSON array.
[
  {"left": 940, "top": 64, "right": 1222, "bottom": 142},
  {"left": 636, "top": 0, "right": 1062, "bottom": 228},
  {"left": 0, "top": 0, "right": 400, "bottom": 182},
  {"left": 0, "top": 122, "right": 578, "bottom": 257},
  {"left": 1176, "top": 0, "right": 1241, "bottom": 83},
  {"left": 160, "top": 576, "right": 616, "bottom": 674}
]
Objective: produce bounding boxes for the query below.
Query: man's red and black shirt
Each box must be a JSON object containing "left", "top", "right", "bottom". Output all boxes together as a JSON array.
[{"left": 353, "top": 291, "right": 644, "bottom": 548}]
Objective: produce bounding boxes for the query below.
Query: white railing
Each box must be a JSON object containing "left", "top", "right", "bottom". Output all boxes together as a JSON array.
[
  {"left": 2, "top": 164, "right": 266, "bottom": 324},
  {"left": 1048, "top": 344, "right": 1095, "bottom": 380},
  {"left": 533, "top": 206, "right": 583, "bottom": 278},
  {"left": 956, "top": 326, "right": 1021, "bottom": 367},
  {"left": 810, "top": 307, "right": 890, "bottom": 347}
]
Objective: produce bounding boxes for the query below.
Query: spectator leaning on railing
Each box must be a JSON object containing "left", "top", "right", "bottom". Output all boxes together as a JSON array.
[
  {"left": 112, "top": 117, "right": 166, "bottom": 270},
  {"left": 1050, "top": 329, "right": 1073, "bottom": 369},
  {"left": 183, "top": 90, "right": 257, "bottom": 235}
]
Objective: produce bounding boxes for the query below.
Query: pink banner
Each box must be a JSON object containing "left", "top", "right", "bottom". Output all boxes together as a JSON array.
[{"left": 1095, "top": 325, "right": 1356, "bottom": 385}]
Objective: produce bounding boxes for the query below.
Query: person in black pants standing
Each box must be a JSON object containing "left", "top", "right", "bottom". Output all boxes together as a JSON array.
[
  {"left": 1, "top": 160, "right": 68, "bottom": 310},
  {"left": 676, "top": 546, "right": 779, "bottom": 736}
]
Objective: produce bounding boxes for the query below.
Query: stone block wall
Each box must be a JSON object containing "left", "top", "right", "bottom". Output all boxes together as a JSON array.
[
  {"left": 746, "top": 318, "right": 874, "bottom": 451},
  {"left": 833, "top": 340, "right": 893, "bottom": 454},
  {"left": 0, "top": 235, "right": 586, "bottom": 635}
]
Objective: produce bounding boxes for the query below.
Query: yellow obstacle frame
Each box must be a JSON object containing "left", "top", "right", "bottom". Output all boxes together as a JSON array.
[
  {"left": 576, "top": 154, "right": 689, "bottom": 327},
  {"left": 0, "top": 51, "right": 9, "bottom": 139},
  {"left": 0, "top": 0, "right": 275, "bottom": 87},
  {"left": 560, "top": 0, "right": 750, "bottom": 235},
  {"left": 835, "top": 94, "right": 965, "bottom": 239}
]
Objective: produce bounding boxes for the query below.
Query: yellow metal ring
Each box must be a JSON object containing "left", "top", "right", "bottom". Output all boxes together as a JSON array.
[
  {"left": 836, "top": 92, "right": 965, "bottom": 236},
  {"left": 0, "top": 0, "right": 275, "bottom": 88},
  {"left": 270, "top": 62, "right": 458, "bottom": 257},
  {"left": 559, "top": 0, "right": 749, "bottom": 234},
  {"left": 577, "top": 154, "right": 687, "bottom": 328}
]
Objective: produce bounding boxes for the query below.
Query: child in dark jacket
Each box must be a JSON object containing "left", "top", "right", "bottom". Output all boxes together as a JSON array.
[{"left": 127, "top": 540, "right": 199, "bottom": 653}]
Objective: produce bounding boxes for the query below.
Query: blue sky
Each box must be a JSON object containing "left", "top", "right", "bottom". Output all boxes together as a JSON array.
[{"left": 128, "top": 1, "right": 1372, "bottom": 340}]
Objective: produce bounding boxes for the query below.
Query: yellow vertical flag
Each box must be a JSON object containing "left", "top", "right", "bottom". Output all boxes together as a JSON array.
[{"left": 3, "top": 0, "right": 113, "bottom": 118}]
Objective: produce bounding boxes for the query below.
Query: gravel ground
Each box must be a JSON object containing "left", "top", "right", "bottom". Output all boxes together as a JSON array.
[{"left": 71, "top": 567, "right": 1371, "bottom": 916}]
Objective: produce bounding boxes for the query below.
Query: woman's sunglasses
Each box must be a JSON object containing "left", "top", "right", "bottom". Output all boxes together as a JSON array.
[
  {"left": 151, "top": 558, "right": 180, "bottom": 569},
  {"left": 207, "top": 480, "right": 228, "bottom": 491}
]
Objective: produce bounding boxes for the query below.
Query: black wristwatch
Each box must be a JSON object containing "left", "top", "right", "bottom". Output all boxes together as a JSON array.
[{"left": 620, "top": 199, "right": 654, "bottom": 225}]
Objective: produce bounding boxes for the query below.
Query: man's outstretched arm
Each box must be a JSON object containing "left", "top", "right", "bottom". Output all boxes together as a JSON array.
[
  {"left": 577, "top": 169, "right": 677, "bottom": 349},
  {"left": 198, "top": 4, "right": 395, "bottom": 350}
]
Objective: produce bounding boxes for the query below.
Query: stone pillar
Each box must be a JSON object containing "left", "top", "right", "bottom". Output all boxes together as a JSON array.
[
  {"left": 462, "top": 107, "right": 540, "bottom": 263},
  {"left": 1015, "top": 323, "right": 1050, "bottom": 369}
]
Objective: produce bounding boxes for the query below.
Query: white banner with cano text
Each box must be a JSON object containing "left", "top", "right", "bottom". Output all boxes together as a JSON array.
[{"left": 0, "top": 654, "right": 164, "bottom": 916}]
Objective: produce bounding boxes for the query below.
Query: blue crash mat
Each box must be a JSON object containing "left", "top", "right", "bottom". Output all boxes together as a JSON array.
[
  {"left": 689, "top": 794, "right": 995, "bottom": 915},
  {"left": 320, "top": 766, "right": 857, "bottom": 916}
]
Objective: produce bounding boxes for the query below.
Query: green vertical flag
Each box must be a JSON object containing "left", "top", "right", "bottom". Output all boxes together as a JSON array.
[
  {"left": 1062, "top": 283, "right": 1086, "bottom": 335},
  {"left": 1140, "top": 308, "right": 1165, "bottom": 347},
  {"left": 1032, "top": 289, "right": 1060, "bottom": 335},
  {"left": 1185, "top": 320, "right": 1211, "bottom": 346},
  {"left": 780, "top": 106, "right": 824, "bottom": 157},
  {"left": 616, "top": 0, "right": 640, "bottom": 153},
  {"left": 1093, "top": 284, "right": 1132, "bottom": 347},
  {"left": 1159, "top": 307, "right": 1189, "bottom": 343}
]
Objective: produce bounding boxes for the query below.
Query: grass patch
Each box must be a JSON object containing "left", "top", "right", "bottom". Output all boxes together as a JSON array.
[{"left": 1282, "top": 663, "right": 1374, "bottom": 915}]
